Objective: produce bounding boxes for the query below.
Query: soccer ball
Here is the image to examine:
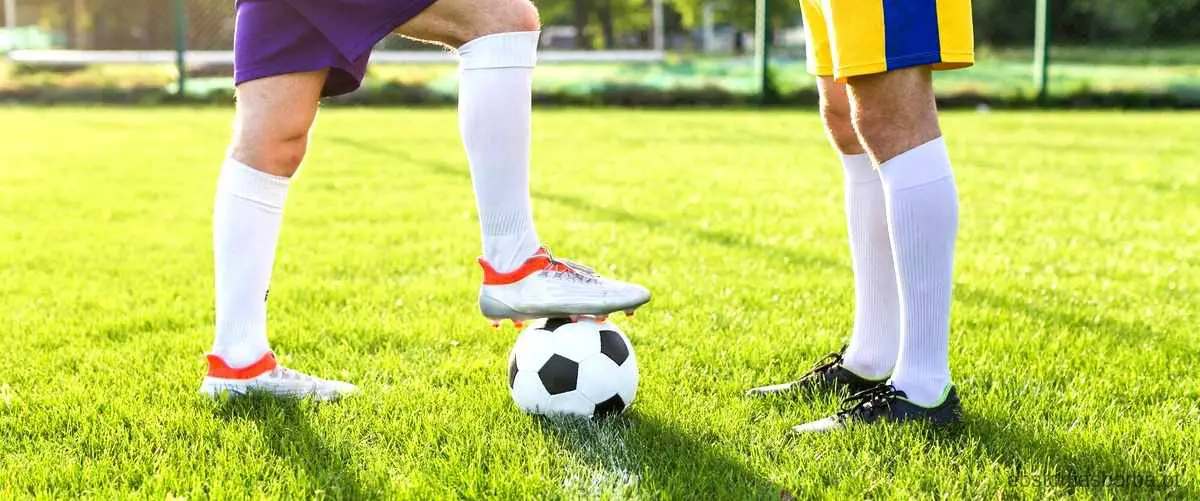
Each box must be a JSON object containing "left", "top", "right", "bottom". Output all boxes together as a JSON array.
[{"left": 507, "top": 318, "right": 638, "bottom": 418}]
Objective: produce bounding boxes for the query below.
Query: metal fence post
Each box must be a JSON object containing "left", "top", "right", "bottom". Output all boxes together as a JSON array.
[
  {"left": 651, "top": 0, "right": 665, "bottom": 51},
  {"left": 1034, "top": 0, "right": 1051, "bottom": 104},
  {"left": 174, "top": 0, "right": 188, "bottom": 97},
  {"left": 754, "top": 0, "right": 778, "bottom": 104},
  {"left": 4, "top": 0, "right": 17, "bottom": 30}
]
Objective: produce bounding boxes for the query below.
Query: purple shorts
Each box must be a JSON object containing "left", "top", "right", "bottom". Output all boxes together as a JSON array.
[{"left": 234, "top": 0, "right": 437, "bottom": 97}]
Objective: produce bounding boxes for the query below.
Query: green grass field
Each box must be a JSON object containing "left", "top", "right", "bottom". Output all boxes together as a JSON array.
[{"left": 1, "top": 107, "right": 1197, "bottom": 499}]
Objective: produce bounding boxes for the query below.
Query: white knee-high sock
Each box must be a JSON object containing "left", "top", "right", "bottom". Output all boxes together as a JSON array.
[
  {"left": 879, "top": 137, "right": 959, "bottom": 407},
  {"left": 457, "top": 31, "right": 542, "bottom": 273},
  {"left": 839, "top": 153, "right": 901, "bottom": 380},
  {"left": 211, "top": 158, "right": 287, "bottom": 368}
]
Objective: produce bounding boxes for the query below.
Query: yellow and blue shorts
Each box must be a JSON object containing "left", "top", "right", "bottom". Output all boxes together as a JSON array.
[{"left": 801, "top": 0, "right": 974, "bottom": 80}]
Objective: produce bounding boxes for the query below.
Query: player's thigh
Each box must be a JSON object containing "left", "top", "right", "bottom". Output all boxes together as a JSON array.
[
  {"left": 396, "top": 0, "right": 540, "bottom": 48},
  {"left": 845, "top": 66, "right": 940, "bottom": 163},
  {"left": 845, "top": 65, "right": 937, "bottom": 120},
  {"left": 231, "top": 70, "right": 327, "bottom": 176}
]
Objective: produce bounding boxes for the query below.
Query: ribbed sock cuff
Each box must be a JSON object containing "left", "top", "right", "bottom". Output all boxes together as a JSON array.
[
  {"left": 458, "top": 31, "right": 540, "bottom": 70},
  {"left": 212, "top": 318, "right": 271, "bottom": 368},
  {"left": 479, "top": 208, "right": 536, "bottom": 236},
  {"left": 879, "top": 137, "right": 954, "bottom": 191},
  {"left": 218, "top": 158, "right": 290, "bottom": 212}
]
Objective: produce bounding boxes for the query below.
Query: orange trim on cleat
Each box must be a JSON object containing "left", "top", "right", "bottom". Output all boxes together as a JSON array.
[
  {"left": 205, "top": 352, "right": 277, "bottom": 380},
  {"left": 478, "top": 247, "right": 572, "bottom": 285}
]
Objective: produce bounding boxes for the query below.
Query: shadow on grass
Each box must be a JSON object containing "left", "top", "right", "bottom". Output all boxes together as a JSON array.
[
  {"left": 213, "top": 396, "right": 379, "bottom": 499},
  {"left": 334, "top": 138, "right": 1178, "bottom": 352},
  {"left": 327, "top": 136, "right": 846, "bottom": 274},
  {"left": 329, "top": 137, "right": 1165, "bottom": 326},
  {"left": 945, "top": 413, "right": 1194, "bottom": 498},
  {"left": 953, "top": 286, "right": 1176, "bottom": 350},
  {"left": 528, "top": 189, "right": 1173, "bottom": 348},
  {"left": 328, "top": 136, "right": 471, "bottom": 182},
  {"left": 535, "top": 411, "right": 778, "bottom": 498},
  {"left": 331, "top": 137, "right": 1175, "bottom": 354}
]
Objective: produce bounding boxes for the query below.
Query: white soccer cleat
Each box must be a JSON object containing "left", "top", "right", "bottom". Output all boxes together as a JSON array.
[
  {"left": 199, "top": 352, "right": 358, "bottom": 401},
  {"left": 478, "top": 247, "right": 651, "bottom": 327}
]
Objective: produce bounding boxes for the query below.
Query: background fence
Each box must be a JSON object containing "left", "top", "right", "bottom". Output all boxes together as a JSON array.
[{"left": 2, "top": 0, "right": 1199, "bottom": 106}]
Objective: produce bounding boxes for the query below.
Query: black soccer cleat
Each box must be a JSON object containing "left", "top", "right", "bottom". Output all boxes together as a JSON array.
[
  {"left": 745, "top": 346, "right": 887, "bottom": 397},
  {"left": 790, "top": 384, "right": 963, "bottom": 433}
]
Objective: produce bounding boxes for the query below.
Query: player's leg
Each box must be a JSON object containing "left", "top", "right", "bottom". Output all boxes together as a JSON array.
[
  {"left": 205, "top": 71, "right": 357, "bottom": 400},
  {"left": 202, "top": 0, "right": 362, "bottom": 399},
  {"left": 211, "top": 71, "right": 321, "bottom": 370},
  {"left": 228, "top": 71, "right": 324, "bottom": 178},
  {"left": 847, "top": 65, "right": 958, "bottom": 406},
  {"left": 823, "top": 78, "right": 901, "bottom": 381},
  {"left": 398, "top": 0, "right": 541, "bottom": 275},
  {"left": 790, "top": 0, "right": 971, "bottom": 432},
  {"left": 746, "top": 79, "right": 895, "bottom": 397},
  {"left": 397, "top": 0, "right": 652, "bottom": 326},
  {"left": 795, "top": 69, "right": 962, "bottom": 432}
]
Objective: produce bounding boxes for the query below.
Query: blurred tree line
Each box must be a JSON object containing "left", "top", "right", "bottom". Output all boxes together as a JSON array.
[
  {"left": 2, "top": 0, "right": 1198, "bottom": 50},
  {"left": 673, "top": 0, "right": 1200, "bottom": 45},
  {"left": 973, "top": 0, "right": 1200, "bottom": 44}
]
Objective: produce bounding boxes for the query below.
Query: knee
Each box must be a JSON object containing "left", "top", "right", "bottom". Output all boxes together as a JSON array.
[
  {"left": 851, "top": 102, "right": 940, "bottom": 162},
  {"left": 846, "top": 69, "right": 942, "bottom": 161},
  {"left": 498, "top": 0, "right": 541, "bottom": 33},
  {"left": 820, "top": 98, "right": 862, "bottom": 154},
  {"left": 849, "top": 105, "right": 895, "bottom": 151},
  {"left": 229, "top": 125, "right": 309, "bottom": 178},
  {"left": 449, "top": 0, "right": 541, "bottom": 47}
]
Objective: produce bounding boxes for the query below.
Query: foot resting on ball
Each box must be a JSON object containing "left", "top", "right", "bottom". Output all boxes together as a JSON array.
[
  {"left": 199, "top": 352, "right": 358, "bottom": 401},
  {"left": 478, "top": 247, "right": 651, "bottom": 328}
]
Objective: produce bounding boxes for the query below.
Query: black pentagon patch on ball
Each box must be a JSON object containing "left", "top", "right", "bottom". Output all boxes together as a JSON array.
[
  {"left": 542, "top": 317, "right": 573, "bottom": 332},
  {"left": 508, "top": 356, "right": 518, "bottom": 389},
  {"left": 598, "top": 330, "right": 629, "bottom": 365},
  {"left": 537, "top": 354, "right": 578, "bottom": 395},
  {"left": 593, "top": 395, "right": 626, "bottom": 418}
]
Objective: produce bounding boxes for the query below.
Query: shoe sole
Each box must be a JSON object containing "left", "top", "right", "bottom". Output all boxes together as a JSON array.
[
  {"left": 479, "top": 294, "right": 651, "bottom": 322},
  {"left": 199, "top": 378, "right": 354, "bottom": 402}
]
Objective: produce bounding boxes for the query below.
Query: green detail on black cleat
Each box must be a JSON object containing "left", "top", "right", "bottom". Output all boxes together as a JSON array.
[{"left": 791, "top": 384, "right": 963, "bottom": 433}]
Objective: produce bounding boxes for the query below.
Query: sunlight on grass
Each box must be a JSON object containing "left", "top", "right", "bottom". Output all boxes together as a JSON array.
[{"left": 0, "top": 108, "right": 1197, "bottom": 498}]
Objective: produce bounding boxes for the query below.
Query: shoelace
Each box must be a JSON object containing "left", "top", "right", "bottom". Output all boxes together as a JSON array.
[
  {"left": 540, "top": 249, "right": 600, "bottom": 284},
  {"left": 837, "top": 384, "right": 904, "bottom": 421},
  {"left": 800, "top": 345, "right": 848, "bottom": 381}
]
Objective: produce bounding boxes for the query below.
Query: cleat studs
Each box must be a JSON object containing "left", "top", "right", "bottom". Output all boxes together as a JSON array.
[
  {"left": 569, "top": 315, "right": 581, "bottom": 322},
  {"left": 512, "top": 320, "right": 525, "bottom": 329},
  {"left": 624, "top": 309, "right": 636, "bottom": 317},
  {"left": 490, "top": 320, "right": 501, "bottom": 328},
  {"left": 596, "top": 315, "right": 608, "bottom": 322}
]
